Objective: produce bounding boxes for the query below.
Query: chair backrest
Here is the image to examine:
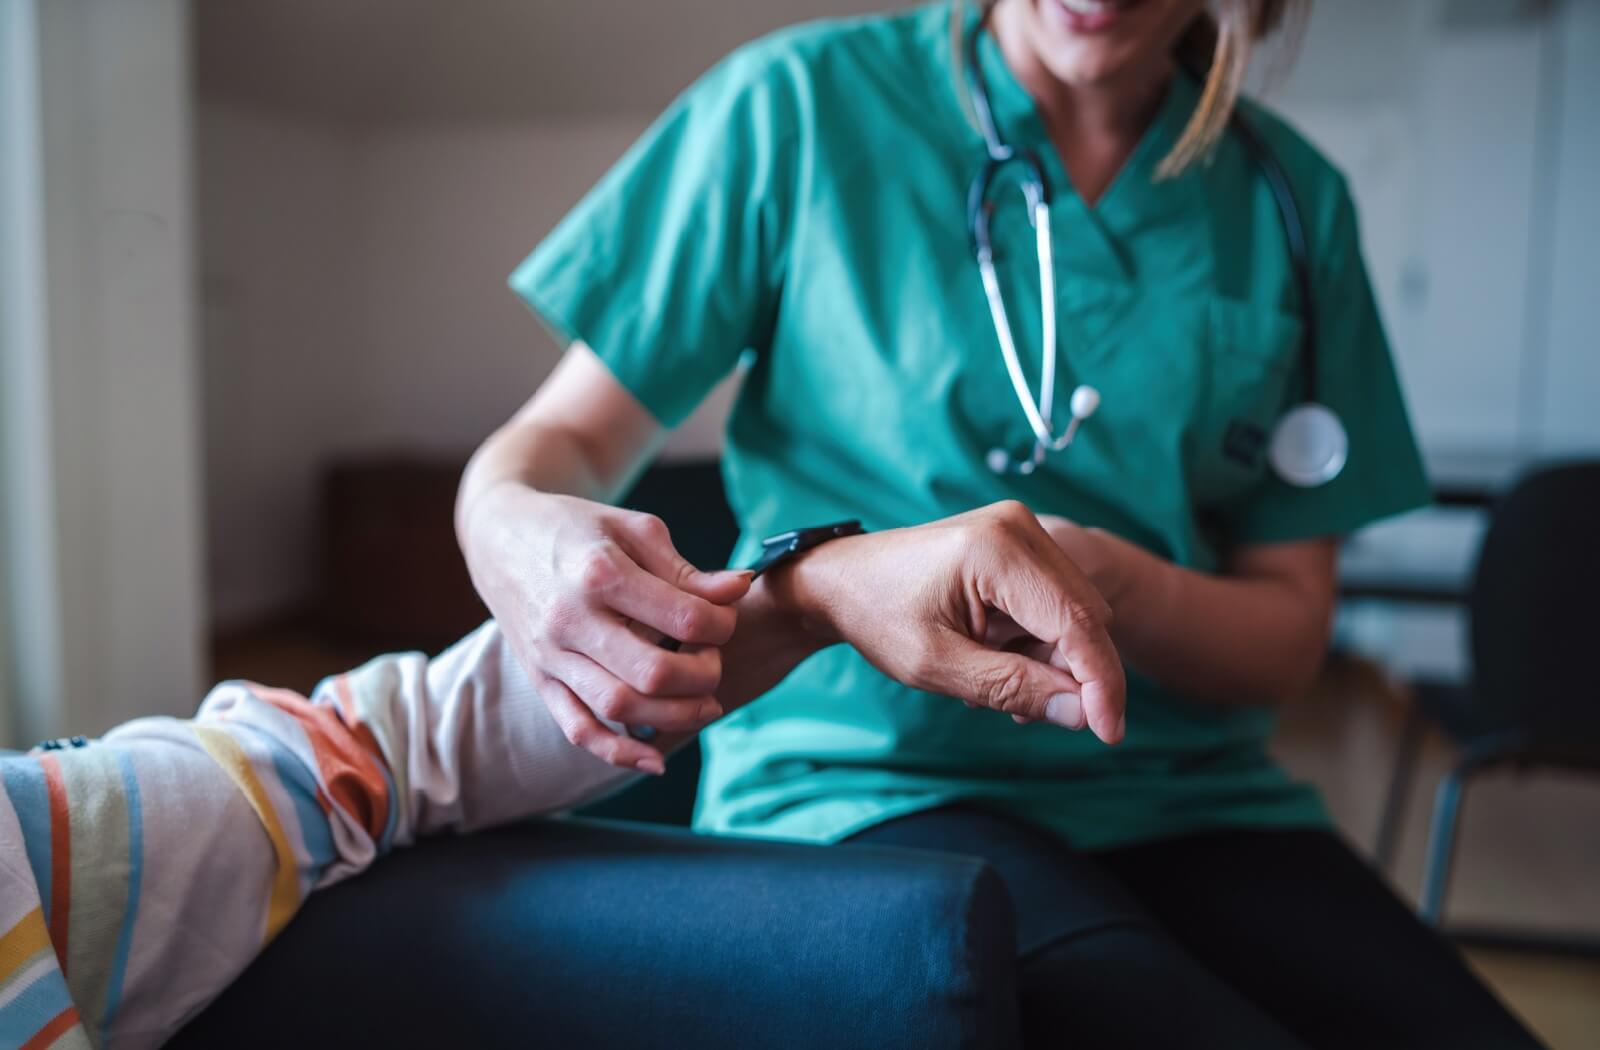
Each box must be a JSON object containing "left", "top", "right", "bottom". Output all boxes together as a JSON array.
[{"left": 1470, "top": 461, "right": 1600, "bottom": 741}]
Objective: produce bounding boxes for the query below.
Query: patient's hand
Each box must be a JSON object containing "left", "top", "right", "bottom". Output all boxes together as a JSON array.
[{"left": 767, "top": 502, "right": 1126, "bottom": 743}]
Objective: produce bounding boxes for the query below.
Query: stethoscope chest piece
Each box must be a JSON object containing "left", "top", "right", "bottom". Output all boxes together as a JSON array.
[{"left": 1269, "top": 402, "right": 1347, "bottom": 487}]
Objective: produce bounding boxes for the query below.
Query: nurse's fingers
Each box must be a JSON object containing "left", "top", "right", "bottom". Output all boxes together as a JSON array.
[
  {"left": 613, "top": 513, "right": 754, "bottom": 606},
  {"left": 601, "top": 556, "right": 741, "bottom": 647},
  {"left": 549, "top": 651, "right": 723, "bottom": 732},
  {"left": 580, "top": 619, "right": 724, "bottom": 697},
  {"left": 974, "top": 517, "right": 1125, "bottom": 744},
  {"left": 937, "top": 628, "right": 1087, "bottom": 729},
  {"left": 535, "top": 672, "right": 665, "bottom": 774}
]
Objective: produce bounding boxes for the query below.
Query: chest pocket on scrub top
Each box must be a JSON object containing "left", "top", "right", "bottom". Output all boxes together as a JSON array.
[{"left": 1188, "top": 298, "right": 1303, "bottom": 508}]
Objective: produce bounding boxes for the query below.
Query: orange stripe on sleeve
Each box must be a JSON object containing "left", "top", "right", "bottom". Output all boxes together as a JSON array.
[
  {"left": 37, "top": 755, "right": 71, "bottom": 972},
  {"left": 19, "top": 1003, "right": 80, "bottom": 1050},
  {"left": 255, "top": 687, "right": 392, "bottom": 843}
]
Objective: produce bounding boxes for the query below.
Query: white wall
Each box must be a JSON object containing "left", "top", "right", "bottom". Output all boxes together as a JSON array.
[
  {"left": 1535, "top": 0, "right": 1600, "bottom": 453},
  {"left": 1265, "top": 0, "right": 1595, "bottom": 456},
  {"left": 2, "top": 0, "right": 203, "bottom": 744}
]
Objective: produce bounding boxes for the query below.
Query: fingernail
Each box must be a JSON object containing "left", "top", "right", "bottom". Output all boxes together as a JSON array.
[
  {"left": 699, "top": 700, "right": 723, "bottom": 722},
  {"left": 636, "top": 756, "right": 665, "bottom": 776},
  {"left": 1045, "top": 693, "right": 1084, "bottom": 729},
  {"left": 1115, "top": 710, "right": 1126, "bottom": 741}
]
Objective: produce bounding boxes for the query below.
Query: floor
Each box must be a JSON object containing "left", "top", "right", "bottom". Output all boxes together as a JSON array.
[
  {"left": 1271, "top": 659, "right": 1600, "bottom": 1049},
  {"left": 215, "top": 630, "right": 1600, "bottom": 1049}
]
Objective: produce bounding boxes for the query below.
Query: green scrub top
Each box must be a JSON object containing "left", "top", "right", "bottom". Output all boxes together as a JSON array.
[{"left": 510, "top": 2, "right": 1430, "bottom": 849}]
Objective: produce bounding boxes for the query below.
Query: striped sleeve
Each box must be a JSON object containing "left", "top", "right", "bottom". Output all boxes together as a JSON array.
[{"left": 0, "top": 620, "right": 634, "bottom": 1049}]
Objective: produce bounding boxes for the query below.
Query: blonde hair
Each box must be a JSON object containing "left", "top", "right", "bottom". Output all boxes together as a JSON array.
[{"left": 951, "top": 0, "right": 1308, "bottom": 179}]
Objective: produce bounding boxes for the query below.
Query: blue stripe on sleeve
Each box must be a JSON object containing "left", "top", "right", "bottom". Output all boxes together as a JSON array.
[
  {"left": 0, "top": 759, "right": 53, "bottom": 921},
  {"left": 264, "top": 738, "right": 338, "bottom": 879},
  {"left": 0, "top": 965, "right": 75, "bottom": 1046},
  {"left": 98, "top": 749, "right": 144, "bottom": 1036}
]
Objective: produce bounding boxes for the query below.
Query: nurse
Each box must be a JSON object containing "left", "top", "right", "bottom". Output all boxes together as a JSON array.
[{"left": 459, "top": 0, "right": 1540, "bottom": 1046}]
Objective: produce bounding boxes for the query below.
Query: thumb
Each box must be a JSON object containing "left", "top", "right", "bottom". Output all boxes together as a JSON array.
[
  {"left": 681, "top": 567, "right": 754, "bottom": 605},
  {"left": 944, "top": 633, "right": 1087, "bottom": 729},
  {"left": 615, "top": 516, "right": 754, "bottom": 606}
]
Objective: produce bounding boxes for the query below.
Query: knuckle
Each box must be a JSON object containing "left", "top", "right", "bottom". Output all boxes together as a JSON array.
[
  {"left": 670, "top": 602, "right": 713, "bottom": 641},
  {"left": 536, "top": 599, "right": 581, "bottom": 642},
  {"left": 989, "top": 500, "right": 1031, "bottom": 527},
  {"left": 974, "top": 506, "right": 1025, "bottom": 545},
  {"left": 598, "top": 682, "right": 638, "bottom": 721},
  {"left": 978, "top": 662, "right": 1033, "bottom": 715},
  {"left": 636, "top": 654, "right": 673, "bottom": 695},
  {"left": 1065, "top": 600, "right": 1109, "bottom": 634},
  {"left": 576, "top": 544, "right": 621, "bottom": 592},
  {"left": 631, "top": 513, "right": 670, "bottom": 544},
  {"left": 992, "top": 496, "right": 1030, "bottom": 521}
]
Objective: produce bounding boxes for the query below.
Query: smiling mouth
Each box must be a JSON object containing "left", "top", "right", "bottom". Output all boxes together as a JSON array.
[
  {"left": 1049, "top": 0, "right": 1143, "bottom": 32},
  {"left": 1057, "top": 0, "right": 1134, "bottom": 13}
]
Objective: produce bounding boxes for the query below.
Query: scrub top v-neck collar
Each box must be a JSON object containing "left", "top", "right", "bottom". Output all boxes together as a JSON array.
[{"left": 963, "top": 8, "right": 1204, "bottom": 286}]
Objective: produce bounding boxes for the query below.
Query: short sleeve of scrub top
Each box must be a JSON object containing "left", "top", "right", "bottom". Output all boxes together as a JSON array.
[
  {"left": 1212, "top": 167, "right": 1431, "bottom": 544},
  {"left": 507, "top": 42, "right": 798, "bottom": 428},
  {"left": 508, "top": 5, "right": 1435, "bottom": 852}
]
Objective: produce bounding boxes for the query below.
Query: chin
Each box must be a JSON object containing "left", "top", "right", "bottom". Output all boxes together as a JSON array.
[{"left": 1025, "top": 0, "right": 1198, "bottom": 86}]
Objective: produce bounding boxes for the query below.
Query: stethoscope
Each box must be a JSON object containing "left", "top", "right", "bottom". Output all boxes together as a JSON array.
[{"left": 964, "top": 20, "right": 1348, "bottom": 488}]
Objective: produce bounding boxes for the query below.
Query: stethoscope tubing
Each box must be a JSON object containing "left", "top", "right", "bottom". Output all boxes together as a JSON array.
[{"left": 964, "top": 11, "right": 1344, "bottom": 485}]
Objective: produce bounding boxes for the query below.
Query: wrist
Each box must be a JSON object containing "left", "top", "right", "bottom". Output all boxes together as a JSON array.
[
  {"left": 760, "top": 534, "right": 869, "bottom": 648},
  {"left": 1091, "top": 528, "right": 1169, "bottom": 620},
  {"left": 458, "top": 476, "right": 531, "bottom": 548}
]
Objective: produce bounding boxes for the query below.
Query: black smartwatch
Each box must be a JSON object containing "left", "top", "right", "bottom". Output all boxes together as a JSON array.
[
  {"left": 744, "top": 520, "right": 866, "bottom": 578},
  {"left": 627, "top": 520, "right": 864, "bottom": 743}
]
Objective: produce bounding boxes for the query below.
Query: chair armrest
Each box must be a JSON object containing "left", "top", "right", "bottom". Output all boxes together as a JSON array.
[{"left": 171, "top": 818, "right": 1018, "bottom": 1049}]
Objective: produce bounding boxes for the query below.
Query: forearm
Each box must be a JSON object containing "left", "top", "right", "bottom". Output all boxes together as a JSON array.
[
  {"left": 1107, "top": 540, "right": 1333, "bottom": 706},
  {"left": 455, "top": 344, "right": 665, "bottom": 545},
  {"left": 457, "top": 417, "right": 613, "bottom": 533}
]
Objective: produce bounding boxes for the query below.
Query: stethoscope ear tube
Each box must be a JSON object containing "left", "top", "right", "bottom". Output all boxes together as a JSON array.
[{"left": 965, "top": 12, "right": 1345, "bottom": 487}]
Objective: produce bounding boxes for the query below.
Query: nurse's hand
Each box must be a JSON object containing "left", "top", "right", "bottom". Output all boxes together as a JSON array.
[
  {"left": 460, "top": 482, "right": 752, "bottom": 771},
  {"left": 1034, "top": 514, "right": 1140, "bottom": 610},
  {"left": 767, "top": 502, "right": 1126, "bottom": 743}
]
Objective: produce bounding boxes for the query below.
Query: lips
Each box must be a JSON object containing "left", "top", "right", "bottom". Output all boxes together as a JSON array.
[{"left": 1048, "top": 0, "right": 1135, "bottom": 33}]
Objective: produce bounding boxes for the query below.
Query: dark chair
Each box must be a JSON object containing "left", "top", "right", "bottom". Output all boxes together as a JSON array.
[{"left": 1374, "top": 461, "right": 1600, "bottom": 958}]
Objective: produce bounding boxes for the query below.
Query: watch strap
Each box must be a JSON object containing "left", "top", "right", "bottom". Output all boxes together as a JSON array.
[{"left": 744, "top": 520, "right": 865, "bottom": 578}]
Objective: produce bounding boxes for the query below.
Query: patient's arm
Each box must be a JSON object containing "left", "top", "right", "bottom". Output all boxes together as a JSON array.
[{"left": 0, "top": 621, "right": 648, "bottom": 1050}]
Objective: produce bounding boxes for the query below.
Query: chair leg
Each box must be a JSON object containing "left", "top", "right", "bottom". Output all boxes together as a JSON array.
[
  {"left": 1375, "top": 700, "right": 1426, "bottom": 872},
  {"left": 1419, "top": 761, "right": 1470, "bottom": 925}
]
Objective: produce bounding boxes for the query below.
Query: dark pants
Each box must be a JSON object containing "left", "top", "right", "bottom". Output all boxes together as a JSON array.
[
  {"left": 172, "top": 818, "right": 1017, "bottom": 1049},
  {"left": 851, "top": 805, "right": 1543, "bottom": 1050}
]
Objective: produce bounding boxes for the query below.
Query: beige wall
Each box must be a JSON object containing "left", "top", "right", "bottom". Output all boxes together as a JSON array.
[{"left": 199, "top": 107, "right": 738, "bottom": 626}]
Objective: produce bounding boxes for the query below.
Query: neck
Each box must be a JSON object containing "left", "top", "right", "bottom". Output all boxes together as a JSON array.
[{"left": 988, "top": 1, "right": 1172, "bottom": 147}]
